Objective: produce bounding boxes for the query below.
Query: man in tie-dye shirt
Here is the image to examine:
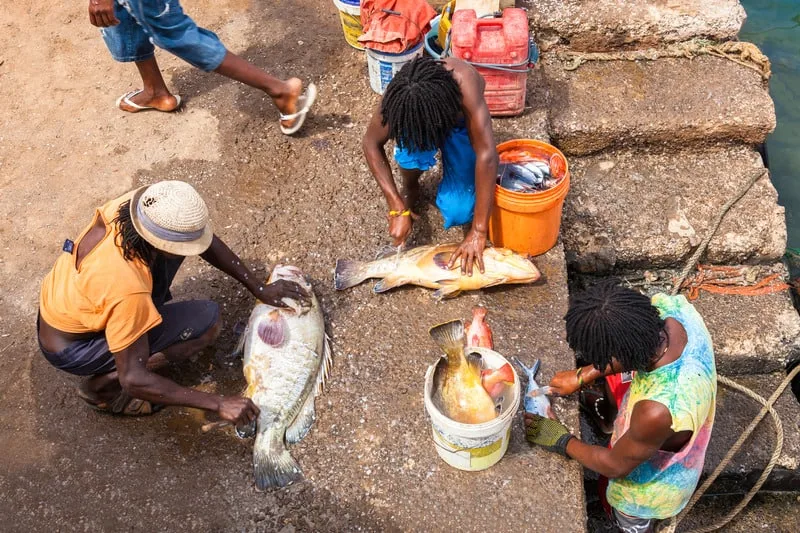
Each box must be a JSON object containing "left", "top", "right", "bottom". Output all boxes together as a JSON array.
[{"left": 524, "top": 281, "right": 717, "bottom": 533}]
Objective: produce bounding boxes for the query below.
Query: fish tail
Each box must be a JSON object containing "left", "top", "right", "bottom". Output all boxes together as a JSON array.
[
  {"left": 253, "top": 427, "right": 303, "bottom": 490},
  {"left": 511, "top": 356, "right": 540, "bottom": 381},
  {"left": 334, "top": 259, "right": 370, "bottom": 290},
  {"left": 429, "top": 320, "right": 465, "bottom": 357}
]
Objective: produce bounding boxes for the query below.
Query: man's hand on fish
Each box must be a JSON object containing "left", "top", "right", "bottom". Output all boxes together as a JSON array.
[
  {"left": 388, "top": 210, "right": 418, "bottom": 247},
  {"left": 448, "top": 227, "right": 487, "bottom": 276},
  {"left": 524, "top": 412, "right": 575, "bottom": 457},
  {"left": 255, "top": 279, "right": 311, "bottom": 309},
  {"left": 217, "top": 396, "right": 260, "bottom": 426}
]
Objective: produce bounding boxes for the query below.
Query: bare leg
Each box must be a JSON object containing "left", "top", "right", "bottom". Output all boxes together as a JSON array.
[
  {"left": 213, "top": 51, "right": 303, "bottom": 128},
  {"left": 80, "top": 318, "right": 222, "bottom": 403},
  {"left": 399, "top": 168, "right": 423, "bottom": 211},
  {"left": 120, "top": 56, "right": 181, "bottom": 112}
]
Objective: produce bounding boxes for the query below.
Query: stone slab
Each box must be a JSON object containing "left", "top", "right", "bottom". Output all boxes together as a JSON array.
[
  {"left": 544, "top": 55, "right": 776, "bottom": 156},
  {"left": 522, "top": 0, "right": 746, "bottom": 52},
  {"left": 562, "top": 145, "right": 786, "bottom": 273},
  {"left": 703, "top": 372, "right": 800, "bottom": 491},
  {"left": 680, "top": 493, "right": 800, "bottom": 532}
]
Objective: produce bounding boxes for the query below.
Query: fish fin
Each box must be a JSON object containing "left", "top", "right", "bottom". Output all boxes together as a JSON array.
[
  {"left": 511, "top": 356, "right": 540, "bottom": 381},
  {"left": 314, "top": 334, "right": 333, "bottom": 396},
  {"left": 373, "top": 275, "right": 407, "bottom": 293},
  {"left": 231, "top": 326, "right": 247, "bottom": 357},
  {"left": 432, "top": 252, "right": 456, "bottom": 270},
  {"left": 466, "top": 351, "right": 484, "bottom": 375},
  {"left": 429, "top": 320, "right": 465, "bottom": 355},
  {"left": 286, "top": 393, "right": 316, "bottom": 444},
  {"left": 432, "top": 280, "right": 462, "bottom": 300},
  {"left": 257, "top": 310, "right": 286, "bottom": 347},
  {"left": 334, "top": 259, "right": 369, "bottom": 290},
  {"left": 253, "top": 427, "right": 303, "bottom": 490},
  {"left": 375, "top": 244, "right": 401, "bottom": 259}
]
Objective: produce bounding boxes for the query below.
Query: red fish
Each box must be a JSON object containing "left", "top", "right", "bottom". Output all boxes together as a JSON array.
[
  {"left": 481, "top": 363, "right": 515, "bottom": 401},
  {"left": 466, "top": 306, "right": 493, "bottom": 349}
]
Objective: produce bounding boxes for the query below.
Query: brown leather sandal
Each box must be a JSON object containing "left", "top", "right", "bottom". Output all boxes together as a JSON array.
[{"left": 77, "top": 389, "right": 163, "bottom": 416}]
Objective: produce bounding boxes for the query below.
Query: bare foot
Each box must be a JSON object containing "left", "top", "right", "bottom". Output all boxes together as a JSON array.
[
  {"left": 273, "top": 78, "right": 303, "bottom": 129},
  {"left": 79, "top": 372, "right": 121, "bottom": 404},
  {"left": 118, "top": 89, "right": 181, "bottom": 113}
]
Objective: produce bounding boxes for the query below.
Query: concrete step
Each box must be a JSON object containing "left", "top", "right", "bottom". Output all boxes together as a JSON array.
[
  {"left": 561, "top": 145, "right": 786, "bottom": 273},
  {"left": 574, "top": 264, "right": 800, "bottom": 375},
  {"left": 702, "top": 372, "right": 800, "bottom": 494},
  {"left": 681, "top": 493, "right": 800, "bottom": 532},
  {"left": 542, "top": 55, "right": 776, "bottom": 156},
  {"left": 521, "top": 0, "right": 746, "bottom": 52}
]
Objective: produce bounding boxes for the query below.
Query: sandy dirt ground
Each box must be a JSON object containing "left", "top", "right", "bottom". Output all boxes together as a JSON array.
[{"left": 0, "top": 0, "right": 585, "bottom": 530}]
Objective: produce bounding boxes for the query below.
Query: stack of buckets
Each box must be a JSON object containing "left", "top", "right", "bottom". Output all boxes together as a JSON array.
[{"left": 331, "top": 0, "right": 425, "bottom": 94}]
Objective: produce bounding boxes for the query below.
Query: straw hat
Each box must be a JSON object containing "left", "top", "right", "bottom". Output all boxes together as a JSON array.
[{"left": 130, "top": 181, "right": 213, "bottom": 256}]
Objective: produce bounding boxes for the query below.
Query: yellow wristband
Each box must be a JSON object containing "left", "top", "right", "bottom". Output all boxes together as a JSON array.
[
  {"left": 389, "top": 209, "right": 412, "bottom": 217},
  {"left": 576, "top": 367, "right": 584, "bottom": 388}
]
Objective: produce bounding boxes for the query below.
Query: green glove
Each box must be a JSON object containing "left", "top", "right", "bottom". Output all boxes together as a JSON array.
[{"left": 524, "top": 413, "right": 575, "bottom": 457}]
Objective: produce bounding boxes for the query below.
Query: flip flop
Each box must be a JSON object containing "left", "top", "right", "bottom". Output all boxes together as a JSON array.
[
  {"left": 279, "top": 83, "right": 318, "bottom": 135},
  {"left": 77, "top": 388, "right": 163, "bottom": 417},
  {"left": 116, "top": 89, "right": 182, "bottom": 113}
]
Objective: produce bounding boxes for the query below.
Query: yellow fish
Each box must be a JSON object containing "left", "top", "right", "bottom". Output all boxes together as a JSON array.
[
  {"left": 334, "top": 243, "right": 541, "bottom": 299},
  {"left": 430, "top": 320, "right": 497, "bottom": 424}
]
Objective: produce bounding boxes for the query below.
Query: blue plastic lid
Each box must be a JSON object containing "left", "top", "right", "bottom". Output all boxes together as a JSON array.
[{"left": 339, "top": 0, "right": 360, "bottom": 6}]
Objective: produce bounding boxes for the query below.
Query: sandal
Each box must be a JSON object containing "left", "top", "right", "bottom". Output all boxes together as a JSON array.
[
  {"left": 579, "top": 389, "right": 615, "bottom": 435},
  {"left": 116, "top": 89, "right": 182, "bottom": 113},
  {"left": 78, "top": 388, "right": 163, "bottom": 417},
  {"left": 279, "top": 83, "right": 317, "bottom": 135}
]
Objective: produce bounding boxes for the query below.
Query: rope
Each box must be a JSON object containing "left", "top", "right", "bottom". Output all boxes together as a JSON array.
[
  {"left": 679, "top": 265, "right": 790, "bottom": 300},
  {"left": 671, "top": 170, "right": 767, "bottom": 296},
  {"left": 653, "top": 168, "right": 798, "bottom": 532},
  {"left": 559, "top": 40, "right": 772, "bottom": 80}
]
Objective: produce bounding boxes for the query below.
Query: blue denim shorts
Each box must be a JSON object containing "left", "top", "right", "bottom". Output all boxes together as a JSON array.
[{"left": 101, "top": 0, "right": 227, "bottom": 72}]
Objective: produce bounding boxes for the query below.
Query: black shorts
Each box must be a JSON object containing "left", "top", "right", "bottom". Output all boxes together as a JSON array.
[
  {"left": 38, "top": 300, "right": 220, "bottom": 376},
  {"left": 38, "top": 255, "right": 218, "bottom": 376}
]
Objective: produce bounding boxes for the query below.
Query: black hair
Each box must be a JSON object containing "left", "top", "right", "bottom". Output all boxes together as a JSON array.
[
  {"left": 564, "top": 280, "right": 665, "bottom": 372},
  {"left": 112, "top": 200, "right": 155, "bottom": 265},
  {"left": 380, "top": 56, "right": 462, "bottom": 152}
]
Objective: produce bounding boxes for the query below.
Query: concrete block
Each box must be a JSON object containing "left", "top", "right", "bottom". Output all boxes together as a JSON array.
[
  {"left": 544, "top": 55, "right": 776, "bottom": 155},
  {"left": 562, "top": 145, "right": 786, "bottom": 273},
  {"left": 522, "top": 0, "right": 746, "bottom": 52}
]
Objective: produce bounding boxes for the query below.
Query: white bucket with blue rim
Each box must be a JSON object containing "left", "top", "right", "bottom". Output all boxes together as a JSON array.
[{"left": 366, "top": 41, "right": 424, "bottom": 95}]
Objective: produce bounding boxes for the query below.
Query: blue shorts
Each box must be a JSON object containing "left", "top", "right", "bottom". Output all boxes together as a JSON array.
[
  {"left": 393, "top": 126, "right": 477, "bottom": 229},
  {"left": 101, "top": 0, "right": 227, "bottom": 72}
]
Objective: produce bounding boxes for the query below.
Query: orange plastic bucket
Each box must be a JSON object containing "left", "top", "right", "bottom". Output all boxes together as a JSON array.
[{"left": 489, "top": 139, "right": 570, "bottom": 256}]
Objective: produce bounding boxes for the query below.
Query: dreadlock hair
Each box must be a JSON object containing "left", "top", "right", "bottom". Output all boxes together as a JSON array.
[
  {"left": 112, "top": 200, "right": 155, "bottom": 265},
  {"left": 564, "top": 280, "right": 665, "bottom": 373},
  {"left": 380, "top": 56, "right": 462, "bottom": 152}
]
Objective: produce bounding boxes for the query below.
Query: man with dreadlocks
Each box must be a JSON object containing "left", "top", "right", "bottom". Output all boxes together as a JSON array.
[
  {"left": 363, "top": 55, "right": 497, "bottom": 276},
  {"left": 524, "top": 281, "right": 717, "bottom": 532},
  {"left": 37, "top": 181, "right": 309, "bottom": 425}
]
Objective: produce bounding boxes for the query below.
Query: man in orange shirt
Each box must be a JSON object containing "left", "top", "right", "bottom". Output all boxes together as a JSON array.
[{"left": 37, "top": 181, "right": 309, "bottom": 426}]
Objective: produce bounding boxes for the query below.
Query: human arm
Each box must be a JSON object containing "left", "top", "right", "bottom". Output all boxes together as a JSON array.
[
  {"left": 200, "top": 235, "right": 310, "bottom": 308},
  {"left": 115, "top": 336, "right": 259, "bottom": 425},
  {"left": 548, "top": 364, "right": 614, "bottom": 396},
  {"left": 525, "top": 400, "right": 674, "bottom": 479},
  {"left": 447, "top": 64, "right": 498, "bottom": 275},
  {"left": 88, "top": 0, "right": 119, "bottom": 27},
  {"left": 363, "top": 107, "right": 414, "bottom": 245}
]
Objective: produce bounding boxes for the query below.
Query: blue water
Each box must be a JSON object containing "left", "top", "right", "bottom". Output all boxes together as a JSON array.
[{"left": 740, "top": 1, "right": 800, "bottom": 250}]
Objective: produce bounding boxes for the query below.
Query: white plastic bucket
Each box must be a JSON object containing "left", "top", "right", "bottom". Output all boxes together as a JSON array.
[
  {"left": 333, "top": 0, "right": 364, "bottom": 50},
  {"left": 366, "top": 41, "right": 424, "bottom": 94},
  {"left": 423, "top": 347, "right": 520, "bottom": 471}
]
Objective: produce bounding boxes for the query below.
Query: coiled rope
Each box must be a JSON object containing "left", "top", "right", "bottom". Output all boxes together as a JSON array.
[{"left": 657, "top": 168, "right": 798, "bottom": 532}]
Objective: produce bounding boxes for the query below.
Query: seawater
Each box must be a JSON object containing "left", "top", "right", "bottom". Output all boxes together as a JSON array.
[{"left": 741, "top": 1, "right": 800, "bottom": 250}]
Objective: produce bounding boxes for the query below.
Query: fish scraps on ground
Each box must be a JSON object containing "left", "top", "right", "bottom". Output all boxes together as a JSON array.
[
  {"left": 430, "top": 320, "right": 497, "bottom": 424},
  {"left": 513, "top": 357, "right": 556, "bottom": 420},
  {"left": 334, "top": 243, "right": 541, "bottom": 300},
  {"left": 233, "top": 265, "right": 332, "bottom": 490}
]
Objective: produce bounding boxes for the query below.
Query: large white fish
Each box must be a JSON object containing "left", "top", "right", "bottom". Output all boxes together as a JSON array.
[{"left": 235, "top": 265, "right": 331, "bottom": 489}]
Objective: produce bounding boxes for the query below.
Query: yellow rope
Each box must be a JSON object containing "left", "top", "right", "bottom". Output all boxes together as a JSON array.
[{"left": 558, "top": 40, "right": 771, "bottom": 80}]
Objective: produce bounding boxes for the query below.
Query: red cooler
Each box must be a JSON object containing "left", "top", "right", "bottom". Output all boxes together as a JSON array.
[{"left": 450, "top": 8, "right": 530, "bottom": 117}]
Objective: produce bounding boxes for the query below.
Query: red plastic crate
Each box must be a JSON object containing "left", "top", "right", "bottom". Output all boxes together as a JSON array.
[{"left": 450, "top": 8, "right": 530, "bottom": 117}]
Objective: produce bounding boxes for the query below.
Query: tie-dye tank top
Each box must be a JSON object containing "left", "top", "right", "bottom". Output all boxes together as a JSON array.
[{"left": 606, "top": 294, "right": 717, "bottom": 520}]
